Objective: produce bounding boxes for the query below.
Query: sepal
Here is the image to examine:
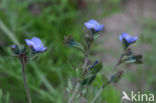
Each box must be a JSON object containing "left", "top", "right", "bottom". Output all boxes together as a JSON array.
[{"left": 111, "top": 71, "right": 123, "bottom": 83}]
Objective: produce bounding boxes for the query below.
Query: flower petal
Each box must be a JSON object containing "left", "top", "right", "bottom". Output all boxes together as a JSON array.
[
  {"left": 129, "top": 36, "right": 138, "bottom": 43},
  {"left": 84, "top": 22, "right": 94, "bottom": 29},
  {"left": 88, "top": 19, "right": 98, "bottom": 25},
  {"left": 31, "top": 37, "right": 42, "bottom": 45},
  {"left": 41, "top": 47, "right": 47, "bottom": 52},
  {"left": 119, "top": 32, "right": 138, "bottom": 43},
  {"left": 84, "top": 19, "right": 104, "bottom": 32},
  {"left": 25, "top": 39, "right": 34, "bottom": 47},
  {"left": 119, "top": 32, "right": 130, "bottom": 42},
  {"left": 95, "top": 24, "right": 104, "bottom": 31}
]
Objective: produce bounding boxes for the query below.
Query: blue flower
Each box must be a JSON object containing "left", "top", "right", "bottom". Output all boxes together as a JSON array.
[
  {"left": 84, "top": 19, "right": 104, "bottom": 32},
  {"left": 119, "top": 32, "right": 138, "bottom": 44},
  {"left": 25, "top": 37, "right": 47, "bottom": 52}
]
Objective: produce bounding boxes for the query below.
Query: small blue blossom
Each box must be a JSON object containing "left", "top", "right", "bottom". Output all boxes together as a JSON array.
[
  {"left": 25, "top": 37, "right": 47, "bottom": 52},
  {"left": 119, "top": 32, "right": 138, "bottom": 44},
  {"left": 84, "top": 19, "right": 104, "bottom": 32}
]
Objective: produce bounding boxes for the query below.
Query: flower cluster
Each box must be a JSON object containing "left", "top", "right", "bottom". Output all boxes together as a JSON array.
[
  {"left": 11, "top": 37, "right": 47, "bottom": 103},
  {"left": 64, "top": 19, "right": 143, "bottom": 103},
  {"left": 117, "top": 32, "right": 143, "bottom": 64},
  {"left": 12, "top": 37, "right": 47, "bottom": 56},
  {"left": 10, "top": 19, "right": 143, "bottom": 103}
]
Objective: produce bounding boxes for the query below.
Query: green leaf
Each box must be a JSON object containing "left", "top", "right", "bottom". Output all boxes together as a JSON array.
[
  {"left": 125, "top": 54, "right": 143, "bottom": 64},
  {"left": 90, "top": 62, "right": 103, "bottom": 74},
  {"left": 120, "top": 54, "right": 143, "bottom": 64},
  {"left": 81, "top": 74, "right": 96, "bottom": 86},
  {"left": 81, "top": 62, "right": 103, "bottom": 86},
  {"left": 64, "top": 35, "right": 84, "bottom": 51}
]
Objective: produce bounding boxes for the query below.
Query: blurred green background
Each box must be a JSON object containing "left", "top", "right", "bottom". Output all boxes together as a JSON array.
[{"left": 0, "top": 0, "right": 156, "bottom": 103}]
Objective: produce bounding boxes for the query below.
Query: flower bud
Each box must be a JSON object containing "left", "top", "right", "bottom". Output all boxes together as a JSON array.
[
  {"left": 11, "top": 45, "right": 20, "bottom": 55},
  {"left": 111, "top": 71, "right": 123, "bottom": 83}
]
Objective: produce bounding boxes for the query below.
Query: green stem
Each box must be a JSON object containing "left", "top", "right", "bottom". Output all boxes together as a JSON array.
[
  {"left": 90, "top": 81, "right": 111, "bottom": 103},
  {"left": 68, "top": 40, "right": 91, "bottom": 103}
]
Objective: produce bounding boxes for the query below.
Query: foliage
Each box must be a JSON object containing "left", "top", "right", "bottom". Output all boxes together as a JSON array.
[{"left": 0, "top": 0, "right": 154, "bottom": 103}]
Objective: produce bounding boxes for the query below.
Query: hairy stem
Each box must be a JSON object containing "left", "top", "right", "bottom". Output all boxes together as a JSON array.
[
  {"left": 68, "top": 40, "right": 91, "bottom": 103},
  {"left": 83, "top": 41, "right": 90, "bottom": 74},
  {"left": 21, "top": 59, "right": 32, "bottom": 103},
  {"left": 90, "top": 81, "right": 111, "bottom": 103},
  {"left": 108, "top": 54, "right": 123, "bottom": 79}
]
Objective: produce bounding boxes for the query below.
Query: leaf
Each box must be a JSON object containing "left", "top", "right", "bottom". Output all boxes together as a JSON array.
[
  {"left": 89, "top": 62, "right": 103, "bottom": 74},
  {"left": 81, "top": 74, "right": 96, "bottom": 86},
  {"left": 81, "top": 61, "right": 103, "bottom": 86},
  {"left": 126, "top": 54, "right": 143, "bottom": 64},
  {"left": 120, "top": 54, "right": 143, "bottom": 64},
  {"left": 64, "top": 35, "right": 84, "bottom": 51}
]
